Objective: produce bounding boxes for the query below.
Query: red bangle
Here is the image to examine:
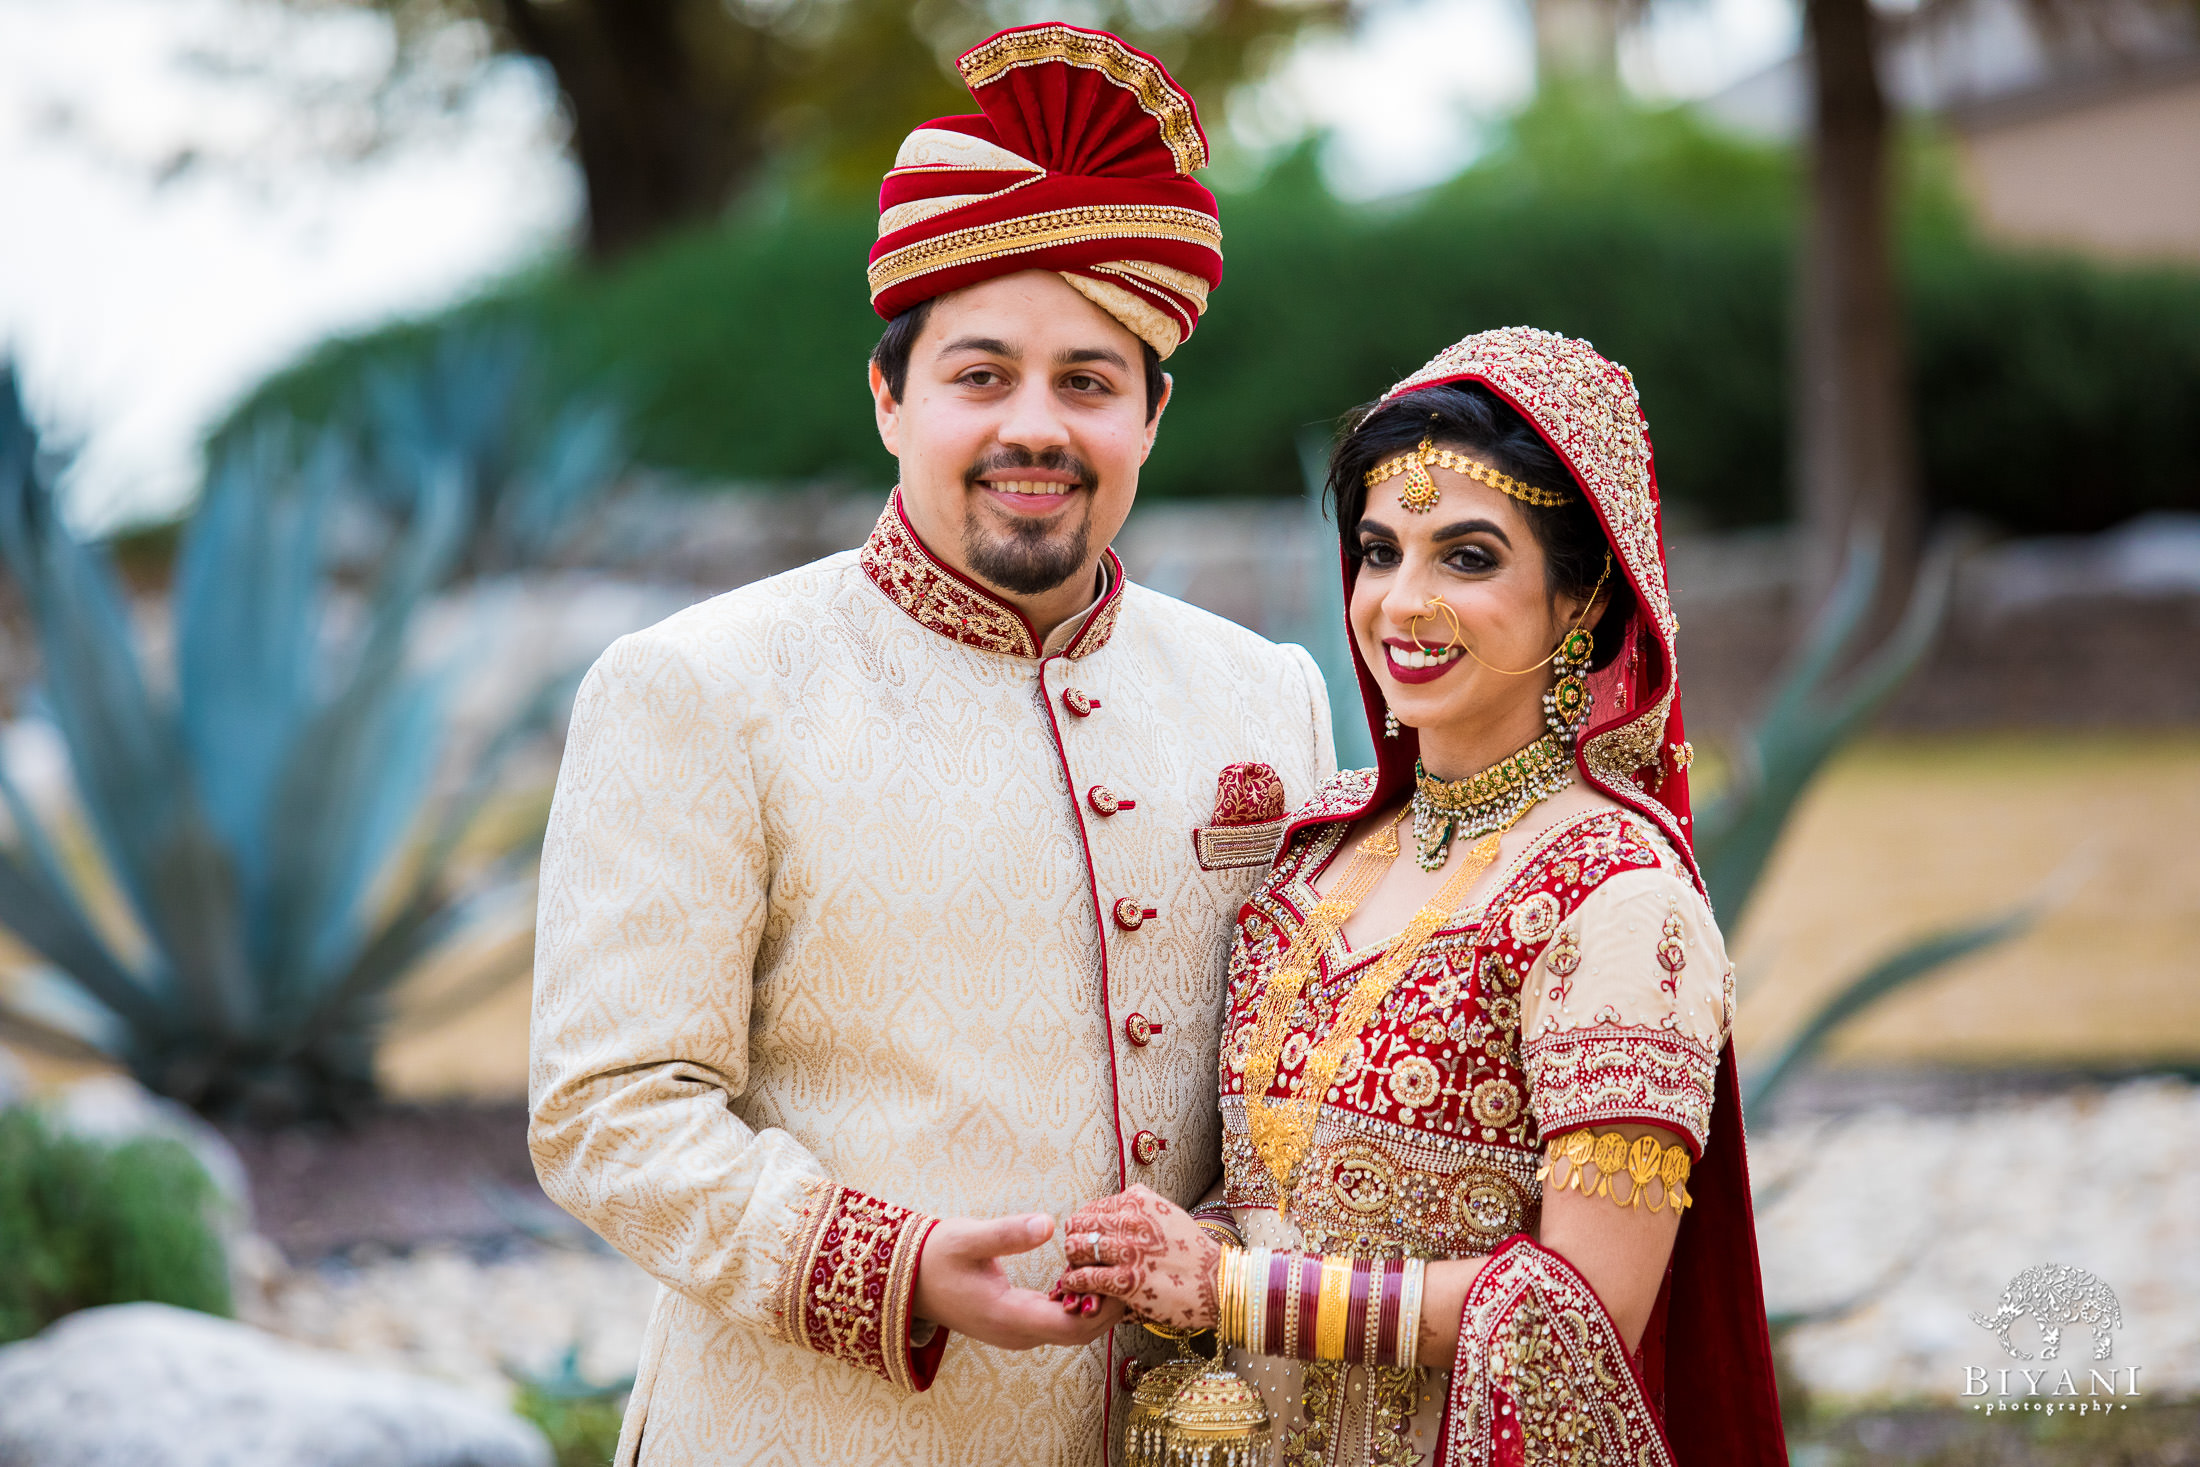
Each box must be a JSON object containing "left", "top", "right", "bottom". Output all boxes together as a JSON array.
[
  {"left": 1376, "top": 1260, "right": 1402, "bottom": 1367},
  {"left": 1344, "top": 1259, "right": 1372, "bottom": 1364},
  {"left": 1265, "top": 1251, "right": 1290, "bottom": 1356}
]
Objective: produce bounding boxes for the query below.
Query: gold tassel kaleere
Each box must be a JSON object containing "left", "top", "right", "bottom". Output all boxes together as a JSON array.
[
  {"left": 1162, "top": 1370, "right": 1270, "bottom": 1466},
  {"left": 1130, "top": 1294, "right": 1271, "bottom": 1465},
  {"left": 1126, "top": 1351, "right": 1211, "bottom": 1467}
]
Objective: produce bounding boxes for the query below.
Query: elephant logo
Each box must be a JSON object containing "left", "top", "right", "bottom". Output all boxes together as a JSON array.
[{"left": 1970, "top": 1264, "right": 2122, "bottom": 1361}]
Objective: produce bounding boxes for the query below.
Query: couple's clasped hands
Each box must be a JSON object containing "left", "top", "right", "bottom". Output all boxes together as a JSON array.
[
  {"left": 1050, "top": 1184, "right": 1219, "bottom": 1331},
  {"left": 908, "top": 1186, "right": 1216, "bottom": 1351}
]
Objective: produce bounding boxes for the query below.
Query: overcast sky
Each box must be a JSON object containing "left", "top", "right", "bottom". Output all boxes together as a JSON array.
[{"left": 0, "top": 0, "right": 1796, "bottom": 529}]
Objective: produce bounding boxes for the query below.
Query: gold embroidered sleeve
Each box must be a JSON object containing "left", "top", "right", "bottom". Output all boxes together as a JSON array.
[
  {"left": 1443, "top": 1236, "right": 1676, "bottom": 1466},
  {"left": 1517, "top": 862, "right": 1727, "bottom": 1156},
  {"left": 529, "top": 628, "right": 943, "bottom": 1390}
]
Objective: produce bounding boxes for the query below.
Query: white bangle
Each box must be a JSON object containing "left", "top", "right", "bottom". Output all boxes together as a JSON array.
[
  {"left": 1242, "top": 1247, "right": 1270, "bottom": 1353},
  {"left": 1399, "top": 1257, "right": 1427, "bottom": 1371}
]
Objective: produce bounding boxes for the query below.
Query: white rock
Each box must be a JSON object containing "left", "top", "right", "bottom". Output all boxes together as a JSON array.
[{"left": 0, "top": 1304, "right": 551, "bottom": 1467}]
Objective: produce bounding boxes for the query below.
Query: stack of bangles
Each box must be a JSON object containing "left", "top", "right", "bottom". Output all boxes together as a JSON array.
[{"left": 1212, "top": 1246, "right": 1427, "bottom": 1370}]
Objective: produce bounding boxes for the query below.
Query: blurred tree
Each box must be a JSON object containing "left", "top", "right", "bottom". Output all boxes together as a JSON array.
[
  {"left": 352, "top": 0, "right": 1345, "bottom": 261},
  {"left": 1791, "top": 0, "right": 2199, "bottom": 613},
  {"left": 1532, "top": 0, "right": 1637, "bottom": 87},
  {"left": 1794, "top": 0, "right": 1920, "bottom": 617}
]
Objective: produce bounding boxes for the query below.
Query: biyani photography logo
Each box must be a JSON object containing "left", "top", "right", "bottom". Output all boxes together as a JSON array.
[{"left": 1961, "top": 1263, "right": 2142, "bottom": 1416}]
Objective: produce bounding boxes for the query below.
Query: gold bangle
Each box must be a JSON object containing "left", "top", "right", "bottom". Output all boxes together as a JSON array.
[
  {"left": 1212, "top": 1246, "right": 1232, "bottom": 1347},
  {"left": 1536, "top": 1129, "right": 1695, "bottom": 1213},
  {"left": 1315, "top": 1255, "right": 1352, "bottom": 1361},
  {"left": 1223, "top": 1246, "right": 1245, "bottom": 1348},
  {"left": 1282, "top": 1253, "right": 1302, "bottom": 1358}
]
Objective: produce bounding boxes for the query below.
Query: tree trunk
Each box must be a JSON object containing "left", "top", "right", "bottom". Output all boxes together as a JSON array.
[
  {"left": 497, "top": 0, "right": 773, "bottom": 262},
  {"left": 1794, "top": 0, "right": 1921, "bottom": 622},
  {"left": 1534, "top": 0, "right": 1624, "bottom": 87}
]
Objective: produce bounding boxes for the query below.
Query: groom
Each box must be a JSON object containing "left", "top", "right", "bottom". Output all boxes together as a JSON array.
[{"left": 528, "top": 23, "right": 1334, "bottom": 1467}]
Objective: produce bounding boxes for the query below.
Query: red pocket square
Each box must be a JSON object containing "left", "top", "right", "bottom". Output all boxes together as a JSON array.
[{"left": 1192, "top": 763, "right": 1289, "bottom": 871}]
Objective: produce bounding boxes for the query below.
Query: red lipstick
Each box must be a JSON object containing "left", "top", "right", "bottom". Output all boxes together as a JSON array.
[{"left": 1382, "top": 639, "right": 1466, "bottom": 685}]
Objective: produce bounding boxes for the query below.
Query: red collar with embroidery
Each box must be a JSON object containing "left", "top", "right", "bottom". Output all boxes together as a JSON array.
[{"left": 858, "top": 491, "right": 1124, "bottom": 660}]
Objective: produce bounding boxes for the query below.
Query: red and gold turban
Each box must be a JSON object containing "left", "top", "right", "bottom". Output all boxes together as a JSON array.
[{"left": 866, "top": 23, "right": 1223, "bottom": 359}]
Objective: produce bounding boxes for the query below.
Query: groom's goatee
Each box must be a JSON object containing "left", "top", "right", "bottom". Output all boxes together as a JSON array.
[{"left": 963, "top": 447, "right": 1096, "bottom": 594}]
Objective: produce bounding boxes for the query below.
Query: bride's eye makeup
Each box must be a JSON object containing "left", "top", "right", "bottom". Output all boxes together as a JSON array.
[
  {"left": 1355, "top": 536, "right": 1408, "bottom": 567},
  {"left": 1442, "top": 542, "right": 1500, "bottom": 574},
  {"left": 1355, "top": 529, "right": 1402, "bottom": 568}
]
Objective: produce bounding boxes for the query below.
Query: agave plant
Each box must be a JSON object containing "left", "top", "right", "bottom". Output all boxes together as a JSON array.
[
  {"left": 1692, "top": 534, "right": 1958, "bottom": 921},
  {"left": 342, "top": 327, "right": 624, "bottom": 576},
  {"left": 1687, "top": 533, "right": 2052, "bottom": 1111},
  {"left": 0, "top": 360, "right": 617, "bottom": 1121}
]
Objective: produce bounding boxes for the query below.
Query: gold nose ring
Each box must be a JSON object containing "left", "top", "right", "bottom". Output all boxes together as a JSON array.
[{"left": 1406, "top": 597, "right": 1465, "bottom": 653}]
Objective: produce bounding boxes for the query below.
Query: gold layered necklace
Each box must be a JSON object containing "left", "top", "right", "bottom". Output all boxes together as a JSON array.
[
  {"left": 1409, "top": 734, "right": 1574, "bottom": 872},
  {"left": 1242, "top": 783, "right": 1553, "bottom": 1217}
]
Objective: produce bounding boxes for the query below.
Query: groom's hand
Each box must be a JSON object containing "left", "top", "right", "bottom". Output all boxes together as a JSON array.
[{"left": 914, "top": 1213, "right": 1126, "bottom": 1350}]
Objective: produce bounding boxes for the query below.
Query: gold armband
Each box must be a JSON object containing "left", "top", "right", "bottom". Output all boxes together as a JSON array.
[{"left": 1536, "top": 1129, "right": 1693, "bottom": 1214}]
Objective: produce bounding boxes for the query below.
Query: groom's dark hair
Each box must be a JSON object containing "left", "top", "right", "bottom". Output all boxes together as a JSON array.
[{"left": 871, "top": 298, "right": 1168, "bottom": 423}]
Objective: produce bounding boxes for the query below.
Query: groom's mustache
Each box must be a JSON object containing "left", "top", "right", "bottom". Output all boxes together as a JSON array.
[{"left": 964, "top": 446, "right": 1099, "bottom": 496}]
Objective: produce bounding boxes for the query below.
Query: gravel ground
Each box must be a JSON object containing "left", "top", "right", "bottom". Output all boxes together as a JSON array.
[
  {"left": 241, "top": 1240, "right": 658, "bottom": 1404},
  {"left": 232, "top": 1075, "right": 2200, "bottom": 1412},
  {"left": 1756, "top": 1076, "right": 2200, "bottom": 1404}
]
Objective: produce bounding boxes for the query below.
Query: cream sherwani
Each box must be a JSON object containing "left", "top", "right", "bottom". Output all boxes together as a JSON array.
[{"left": 530, "top": 494, "right": 1334, "bottom": 1466}]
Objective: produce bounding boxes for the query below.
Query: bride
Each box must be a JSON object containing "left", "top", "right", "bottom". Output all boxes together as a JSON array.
[{"left": 1056, "top": 328, "right": 1789, "bottom": 1466}]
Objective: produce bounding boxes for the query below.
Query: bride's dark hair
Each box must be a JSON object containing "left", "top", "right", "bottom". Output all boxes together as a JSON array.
[{"left": 1326, "top": 382, "right": 1634, "bottom": 671}]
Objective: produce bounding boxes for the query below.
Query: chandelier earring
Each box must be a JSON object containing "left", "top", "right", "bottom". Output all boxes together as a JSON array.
[
  {"left": 1383, "top": 706, "right": 1401, "bottom": 739},
  {"left": 1543, "top": 627, "right": 1594, "bottom": 743},
  {"left": 1542, "top": 554, "right": 1612, "bottom": 744}
]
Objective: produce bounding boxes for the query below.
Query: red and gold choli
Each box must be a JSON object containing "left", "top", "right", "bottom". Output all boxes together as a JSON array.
[{"left": 1214, "top": 770, "right": 1731, "bottom": 1466}]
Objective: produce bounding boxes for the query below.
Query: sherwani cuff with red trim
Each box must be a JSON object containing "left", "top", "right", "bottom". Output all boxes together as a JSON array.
[{"left": 776, "top": 1183, "right": 948, "bottom": 1392}]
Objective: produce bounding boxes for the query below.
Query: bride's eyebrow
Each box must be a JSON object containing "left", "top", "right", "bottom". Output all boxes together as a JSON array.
[
  {"left": 1354, "top": 517, "right": 1399, "bottom": 542},
  {"left": 1431, "top": 518, "right": 1511, "bottom": 547}
]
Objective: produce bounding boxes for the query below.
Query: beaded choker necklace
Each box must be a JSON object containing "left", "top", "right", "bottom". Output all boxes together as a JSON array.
[{"left": 1410, "top": 734, "right": 1574, "bottom": 871}]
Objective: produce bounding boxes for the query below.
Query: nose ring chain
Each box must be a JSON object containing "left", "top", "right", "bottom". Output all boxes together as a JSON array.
[{"left": 1400, "top": 553, "right": 1612, "bottom": 677}]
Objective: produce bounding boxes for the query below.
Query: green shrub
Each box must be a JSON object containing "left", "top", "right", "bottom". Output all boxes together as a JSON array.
[
  {"left": 220, "top": 100, "right": 2200, "bottom": 534},
  {"left": 513, "top": 1382, "right": 628, "bottom": 1467},
  {"left": 0, "top": 1105, "right": 233, "bottom": 1344},
  {"left": 1909, "top": 243, "right": 2200, "bottom": 532}
]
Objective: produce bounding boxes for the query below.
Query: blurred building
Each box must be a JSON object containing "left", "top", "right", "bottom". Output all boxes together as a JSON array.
[{"left": 1708, "top": 0, "right": 2200, "bottom": 262}]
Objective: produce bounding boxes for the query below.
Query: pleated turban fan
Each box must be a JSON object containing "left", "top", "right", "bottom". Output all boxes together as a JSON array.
[{"left": 866, "top": 24, "right": 1224, "bottom": 359}]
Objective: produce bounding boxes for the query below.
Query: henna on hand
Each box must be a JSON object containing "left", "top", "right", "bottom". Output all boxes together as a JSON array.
[{"left": 1056, "top": 1185, "right": 1220, "bottom": 1330}]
